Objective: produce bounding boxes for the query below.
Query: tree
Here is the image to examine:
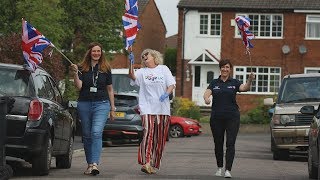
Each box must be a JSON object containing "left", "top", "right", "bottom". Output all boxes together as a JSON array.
[
  {"left": 16, "top": 0, "right": 69, "bottom": 47},
  {"left": 0, "top": 0, "right": 125, "bottom": 83},
  {"left": 164, "top": 48, "right": 177, "bottom": 76},
  {"left": 0, "top": 0, "right": 20, "bottom": 35},
  {"left": 59, "top": 0, "right": 124, "bottom": 63},
  {"left": 0, "top": 0, "right": 68, "bottom": 81}
]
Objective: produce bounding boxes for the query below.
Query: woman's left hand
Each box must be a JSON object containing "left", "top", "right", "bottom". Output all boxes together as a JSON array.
[{"left": 248, "top": 72, "right": 255, "bottom": 81}]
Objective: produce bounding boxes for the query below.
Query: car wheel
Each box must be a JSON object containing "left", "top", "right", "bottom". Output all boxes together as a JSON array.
[
  {"left": 273, "top": 149, "right": 289, "bottom": 160},
  {"left": 0, "top": 164, "right": 13, "bottom": 179},
  {"left": 271, "top": 136, "right": 276, "bottom": 152},
  {"left": 169, "top": 124, "right": 184, "bottom": 138},
  {"left": 32, "top": 134, "right": 52, "bottom": 176},
  {"left": 308, "top": 145, "right": 318, "bottom": 179},
  {"left": 56, "top": 135, "right": 74, "bottom": 169}
]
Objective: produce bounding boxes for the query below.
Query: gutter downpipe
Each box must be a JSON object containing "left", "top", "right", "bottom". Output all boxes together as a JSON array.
[{"left": 181, "top": 8, "right": 189, "bottom": 96}]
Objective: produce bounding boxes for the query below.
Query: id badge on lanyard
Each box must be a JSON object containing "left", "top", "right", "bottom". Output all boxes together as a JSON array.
[{"left": 90, "top": 66, "right": 99, "bottom": 93}]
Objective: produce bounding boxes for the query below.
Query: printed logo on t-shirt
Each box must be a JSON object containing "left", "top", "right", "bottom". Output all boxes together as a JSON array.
[
  {"left": 227, "top": 86, "right": 236, "bottom": 89},
  {"left": 213, "top": 86, "right": 220, "bottom": 90},
  {"left": 145, "top": 74, "right": 164, "bottom": 83}
]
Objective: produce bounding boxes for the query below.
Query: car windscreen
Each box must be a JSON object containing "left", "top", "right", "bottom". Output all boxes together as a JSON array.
[
  {"left": 0, "top": 68, "right": 30, "bottom": 96},
  {"left": 279, "top": 77, "right": 320, "bottom": 103},
  {"left": 112, "top": 74, "right": 139, "bottom": 94}
]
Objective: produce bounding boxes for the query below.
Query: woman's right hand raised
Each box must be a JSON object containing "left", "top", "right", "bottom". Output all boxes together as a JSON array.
[{"left": 69, "top": 64, "right": 78, "bottom": 76}]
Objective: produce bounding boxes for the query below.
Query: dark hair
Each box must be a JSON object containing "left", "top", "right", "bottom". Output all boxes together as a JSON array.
[{"left": 219, "top": 59, "right": 233, "bottom": 69}]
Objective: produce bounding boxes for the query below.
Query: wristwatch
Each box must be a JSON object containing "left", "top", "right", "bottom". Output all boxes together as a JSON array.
[{"left": 111, "top": 107, "right": 116, "bottom": 111}]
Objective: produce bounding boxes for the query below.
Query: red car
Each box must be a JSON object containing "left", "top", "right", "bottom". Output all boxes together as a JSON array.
[{"left": 169, "top": 116, "right": 202, "bottom": 138}]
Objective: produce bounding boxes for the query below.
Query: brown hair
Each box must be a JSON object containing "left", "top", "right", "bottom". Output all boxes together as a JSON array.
[
  {"left": 78, "top": 42, "right": 111, "bottom": 72},
  {"left": 219, "top": 59, "right": 233, "bottom": 69}
]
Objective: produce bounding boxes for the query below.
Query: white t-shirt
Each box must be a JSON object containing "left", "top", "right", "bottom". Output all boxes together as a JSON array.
[{"left": 130, "top": 65, "right": 176, "bottom": 115}]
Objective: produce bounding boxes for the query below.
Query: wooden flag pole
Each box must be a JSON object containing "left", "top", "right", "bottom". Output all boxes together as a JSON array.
[
  {"left": 53, "top": 46, "right": 82, "bottom": 74},
  {"left": 129, "top": 46, "right": 134, "bottom": 75},
  {"left": 246, "top": 49, "right": 252, "bottom": 73}
]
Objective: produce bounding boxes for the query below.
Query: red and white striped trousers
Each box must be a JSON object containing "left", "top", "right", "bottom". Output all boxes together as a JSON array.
[{"left": 138, "top": 114, "right": 170, "bottom": 169}]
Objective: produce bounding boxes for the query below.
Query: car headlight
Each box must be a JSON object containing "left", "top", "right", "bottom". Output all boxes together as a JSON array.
[
  {"left": 280, "top": 115, "right": 295, "bottom": 124},
  {"left": 184, "top": 120, "right": 196, "bottom": 125}
]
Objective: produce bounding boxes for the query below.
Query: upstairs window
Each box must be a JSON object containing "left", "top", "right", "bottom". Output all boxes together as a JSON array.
[
  {"left": 200, "top": 13, "right": 221, "bottom": 36},
  {"left": 306, "top": 15, "right": 320, "bottom": 39},
  {"left": 236, "top": 14, "right": 283, "bottom": 38}
]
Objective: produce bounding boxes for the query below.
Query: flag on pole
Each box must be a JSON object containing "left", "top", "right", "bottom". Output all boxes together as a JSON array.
[
  {"left": 21, "top": 18, "right": 54, "bottom": 72},
  {"left": 235, "top": 16, "right": 254, "bottom": 49},
  {"left": 122, "top": 0, "right": 141, "bottom": 50}
]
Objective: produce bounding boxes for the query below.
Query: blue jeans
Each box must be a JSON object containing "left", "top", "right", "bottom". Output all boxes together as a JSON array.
[{"left": 77, "top": 100, "right": 110, "bottom": 164}]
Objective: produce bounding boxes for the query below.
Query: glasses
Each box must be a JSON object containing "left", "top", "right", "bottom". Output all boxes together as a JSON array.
[{"left": 141, "top": 52, "right": 149, "bottom": 60}]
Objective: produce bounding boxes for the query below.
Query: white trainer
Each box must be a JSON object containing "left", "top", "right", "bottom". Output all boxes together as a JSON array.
[
  {"left": 215, "top": 167, "right": 223, "bottom": 176},
  {"left": 224, "top": 170, "right": 232, "bottom": 178}
]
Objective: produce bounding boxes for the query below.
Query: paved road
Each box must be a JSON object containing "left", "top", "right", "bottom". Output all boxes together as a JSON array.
[{"left": 9, "top": 132, "right": 308, "bottom": 180}]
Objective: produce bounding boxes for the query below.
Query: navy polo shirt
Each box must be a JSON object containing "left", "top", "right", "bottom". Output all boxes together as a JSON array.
[
  {"left": 207, "top": 76, "right": 241, "bottom": 115},
  {"left": 78, "top": 64, "right": 112, "bottom": 101}
]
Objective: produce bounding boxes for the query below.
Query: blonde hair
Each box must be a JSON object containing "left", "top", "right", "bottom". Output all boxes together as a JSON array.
[{"left": 140, "top": 49, "right": 163, "bottom": 68}]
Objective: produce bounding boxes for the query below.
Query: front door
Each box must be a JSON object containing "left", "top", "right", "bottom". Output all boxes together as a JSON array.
[{"left": 192, "top": 65, "right": 218, "bottom": 106}]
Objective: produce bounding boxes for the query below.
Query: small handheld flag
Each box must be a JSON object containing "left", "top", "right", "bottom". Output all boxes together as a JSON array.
[
  {"left": 122, "top": 0, "right": 141, "bottom": 52},
  {"left": 235, "top": 16, "right": 254, "bottom": 50},
  {"left": 235, "top": 16, "right": 255, "bottom": 72},
  {"left": 21, "top": 18, "right": 54, "bottom": 72}
]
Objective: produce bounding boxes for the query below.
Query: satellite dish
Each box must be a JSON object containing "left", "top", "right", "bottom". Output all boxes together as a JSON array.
[
  {"left": 282, "top": 45, "right": 290, "bottom": 54},
  {"left": 299, "top": 44, "right": 307, "bottom": 54}
]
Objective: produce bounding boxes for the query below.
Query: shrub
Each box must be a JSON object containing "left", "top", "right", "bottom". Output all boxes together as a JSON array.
[
  {"left": 172, "top": 97, "right": 201, "bottom": 120},
  {"left": 240, "top": 98, "right": 271, "bottom": 124}
]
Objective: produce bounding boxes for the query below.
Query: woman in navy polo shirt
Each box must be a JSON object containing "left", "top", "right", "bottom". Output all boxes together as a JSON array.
[
  {"left": 70, "top": 42, "right": 115, "bottom": 176},
  {"left": 203, "top": 59, "right": 255, "bottom": 178}
]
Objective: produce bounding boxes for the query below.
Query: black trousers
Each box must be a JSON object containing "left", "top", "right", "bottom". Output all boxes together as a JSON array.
[{"left": 210, "top": 112, "right": 240, "bottom": 171}]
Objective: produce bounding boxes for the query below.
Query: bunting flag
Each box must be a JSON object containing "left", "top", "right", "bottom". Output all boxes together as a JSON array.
[
  {"left": 21, "top": 18, "right": 54, "bottom": 72},
  {"left": 235, "top": 16, "right": 254, "bottom": 49},
  {"left": 122, "top": 0, "right": 141, "bottom": 50}
]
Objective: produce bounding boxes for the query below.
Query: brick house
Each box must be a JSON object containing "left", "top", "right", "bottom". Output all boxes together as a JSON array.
[
  {"left": 175, "top": 0, "right": 320, "bottom": 113},
  {"left": 110, "top": 0, "right": 166, "bottom": 69}
]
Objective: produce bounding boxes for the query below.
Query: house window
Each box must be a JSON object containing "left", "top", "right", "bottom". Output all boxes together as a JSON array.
[
  {"left": 207, "top": 71, "right": 214, "bottom": 84},
  {"left": 305, "top": 67, "right": 320, "bottom": 73},
  {"left": 200, "top": 13, "right": 221, "bottom": 36},
  {"left": 236, "top": 14, "right": 283, "bottom": 38},
  {"left": 234, "top": 66, "right": 281, "bottom": 93},
  {"left": 306, "top": 15, "right": 320, "bottom": 39}
]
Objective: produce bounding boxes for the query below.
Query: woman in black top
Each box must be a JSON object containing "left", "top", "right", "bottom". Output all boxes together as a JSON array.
[
  {"left": 70, "top": 42, "right": 115, "bottom": 176},
  {"left": 203, "top": 59, "right": 255, "bottom": 178}
]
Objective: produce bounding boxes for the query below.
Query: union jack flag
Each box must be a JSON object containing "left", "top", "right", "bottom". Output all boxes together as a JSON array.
[
  {"left": 235, "top": 16, "right": 254, "bottom": 49},
  {"left": 21, "top": 18, "right": 54, "bottom": 72},
  {"left": 122, "top": 0, "right": 141, "bottom": 50}
]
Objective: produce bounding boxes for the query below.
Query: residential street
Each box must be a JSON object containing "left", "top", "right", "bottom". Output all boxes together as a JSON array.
[{"left": 9, "top": 124, "right": 309, "bottom": 180}]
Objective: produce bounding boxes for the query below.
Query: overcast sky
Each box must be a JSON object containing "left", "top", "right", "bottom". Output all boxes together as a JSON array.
[{"left": 154, "top": 0, "right": 179, "bottom": 37}]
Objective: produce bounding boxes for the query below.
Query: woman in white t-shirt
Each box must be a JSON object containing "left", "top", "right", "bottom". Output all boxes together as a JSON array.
[{"left": 129, "top": 49, "right": 176, "bottom": 174}]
